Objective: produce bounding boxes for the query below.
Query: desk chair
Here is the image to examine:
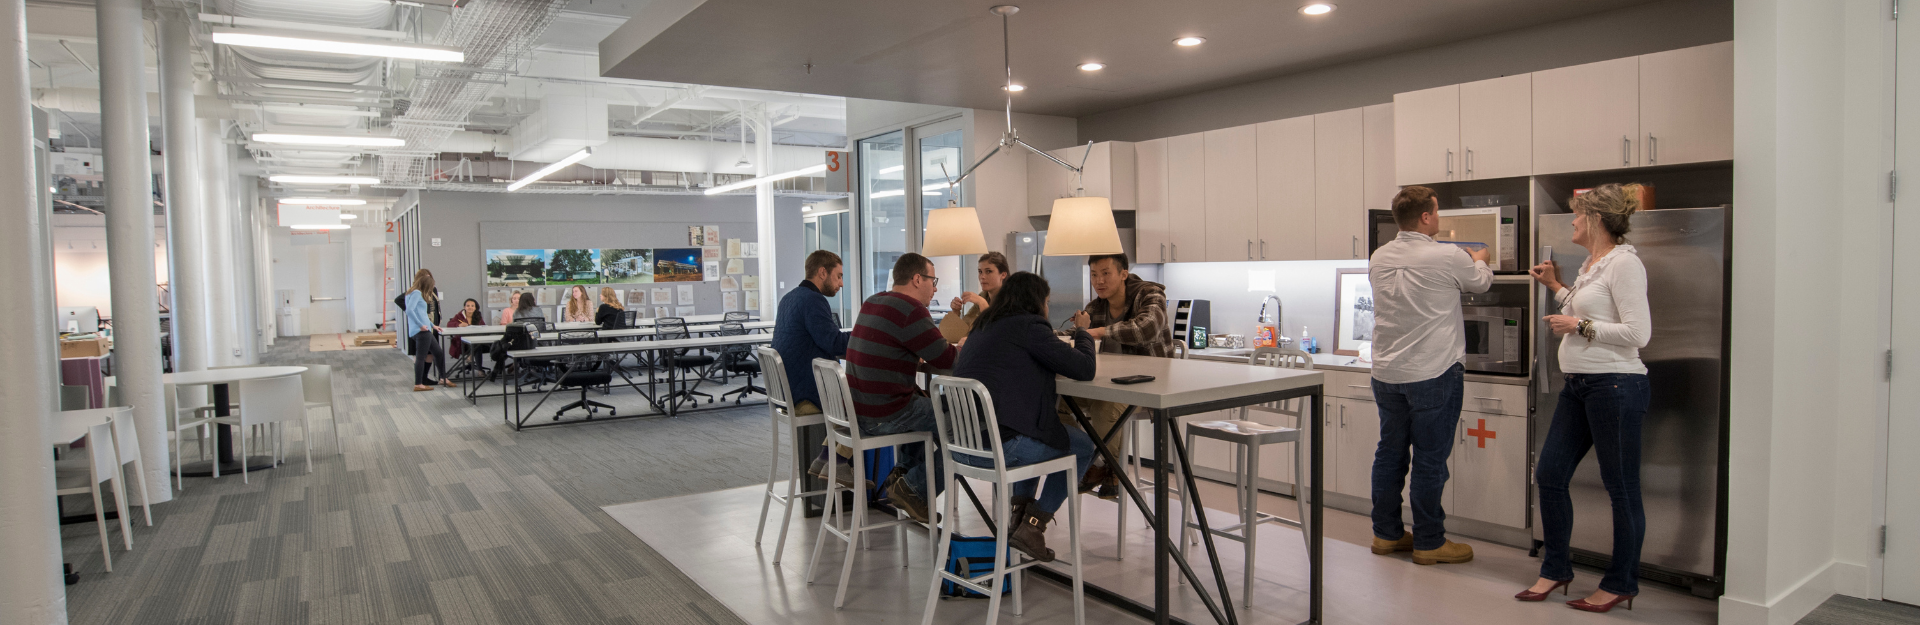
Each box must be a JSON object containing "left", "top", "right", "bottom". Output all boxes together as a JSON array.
[
  {"left": 552, "top": 330, "right": 616, "bottom": 419},
  {"left": 298, "top": 365, "right": 343, "bottom": 454},
  {"left": 55, "top": 420, "right": 130, "bottom": 572},
  {"left": 717, "top": 322, "right": 764, "bottom": 404},
  {"left": 655, "top": 318, "right": 715, "bottom": 408},
  {"left": 806, "top": 358, "right": 936, "bottom": 609},
  {"left": 165, "top": 383, "right": 216, "bottom": 487},
  {"left": 211, "top": 375, "right": 310, "bottom": 482},
  {"left": 751, "top": 347, "right": 829, "bottom": 564},
  {"left": 723, "top": 311, "right": 752, "bottom": 323},
  {"left": 923, "top": 375, "right": 1085, "bottom": 625}
]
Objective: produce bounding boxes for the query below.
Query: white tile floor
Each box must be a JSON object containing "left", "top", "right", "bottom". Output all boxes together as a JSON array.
[{"left": 604, "top": 480, "right": 1718, "bottom": 625}]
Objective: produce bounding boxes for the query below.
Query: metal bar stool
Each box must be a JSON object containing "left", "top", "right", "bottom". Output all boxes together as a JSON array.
[
  {"left": 751, "top": 347, "right": 829, "bottom": 564},
  {"left": 1175, "top": 347, "right": 1313, "bottom": 607},
  {"left": 805, "top": 358, "right": 937, "bottom": 609}
]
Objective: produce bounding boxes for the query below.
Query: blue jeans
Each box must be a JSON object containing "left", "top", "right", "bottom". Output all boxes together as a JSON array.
[
  {"left": 859, "top": 395, "right": 944, "bottom": 499},
  {"left": 1369, "top": 363, "right": 1464, "bottom": 551},
  {"left": 956, "top": 429, "right": 1096, "bottom": 515},
  {"left": 1536, "top": 373, "right": 1650, "bottom": 596}
]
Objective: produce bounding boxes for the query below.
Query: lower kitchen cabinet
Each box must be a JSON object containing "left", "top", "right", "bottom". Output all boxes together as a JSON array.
[
  {"left": 1450, "top": 412, "right": 1529, "bottom": 527},
  {"left": 1332, "top": 397, "right": 1378, "bottom": 499}
]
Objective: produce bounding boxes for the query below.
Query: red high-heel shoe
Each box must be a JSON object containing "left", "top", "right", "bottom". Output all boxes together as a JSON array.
[
  {"left": 1514, "top": 579, "right": 1572, "bottom": 601},
  {"left": 1567, "top": 593, "right": 1636, "bottom": 613}
]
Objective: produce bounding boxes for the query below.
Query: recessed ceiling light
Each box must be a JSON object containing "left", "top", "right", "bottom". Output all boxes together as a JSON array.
[
  {"left": 1174, "top": 36, "right": 1206, "bottom": 47},
  {"left": 1078, "top": 62, "right": 1106, "bottom": 71},
  {"left": 1003, "top": 84, "right": 1026, "bottom": 92},
  {"left": 1300, "top": 3, "right": 1335, "bottom": 15}
]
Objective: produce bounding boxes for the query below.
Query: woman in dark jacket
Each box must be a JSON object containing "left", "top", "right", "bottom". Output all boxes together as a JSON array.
[
  {"left": 595, "top": 287, "right": 627, "bottom": 329},
  {"left": 950, "top": 271, "right": 1097, "bottom": 562}
]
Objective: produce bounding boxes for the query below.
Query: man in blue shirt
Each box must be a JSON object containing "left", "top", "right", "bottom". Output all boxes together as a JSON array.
[{"left": 772, "top": 250, "right": 854, "bottom": 482}]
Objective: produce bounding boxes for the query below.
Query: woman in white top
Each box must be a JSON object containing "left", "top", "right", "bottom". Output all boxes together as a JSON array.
[{"left": 1519, "top": 183, "right": 1653, "bottom": 613}]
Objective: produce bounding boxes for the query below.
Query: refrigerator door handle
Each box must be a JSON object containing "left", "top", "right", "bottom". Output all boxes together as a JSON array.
[{"left": 1539, "top": 244, "right": 1556, "bottom": 395}]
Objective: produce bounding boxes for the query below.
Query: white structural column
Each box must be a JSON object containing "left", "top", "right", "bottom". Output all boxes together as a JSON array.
[
  {"left": 0, "top": 0, "right": 72, "bottom": 621},
  {"left": 752, "top": 110, "right": 776, "bottom": 319},
  {"left": 234, "top": 179, "right": 260, "bottom": 361},
  {"left": 96, "top": 0, "right": 173, "bottom": 502},
  {"left": 158, "top": 14, "right": 208, "bottom": 373},
  {"left": 199, "top": 116, "right": 242, "bottom": 364}
]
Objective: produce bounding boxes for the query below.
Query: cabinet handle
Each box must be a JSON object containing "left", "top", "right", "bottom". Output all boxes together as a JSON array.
[
  {"left": 1260, "top": 239, "right": 1267, "bottom": 259},
  {"left": 1347, "top": 384, "right": 1371, "bottom": 390},
  {"left": 1351, "top": 235, "right": 1359, "bottom": 259},
  {"left": 1622, "top": 136, "right": 1631, "bottom": 166},
  {"left": 1460, "top": 422, "right": 1466, "bottom": 444},
  {"left": 1247, "top": 239, "right": 1253, "bottom": 260},
  {"left": 1446, "top": 149, "right": 1453, "bottom": 178},
  {"left": 1473, "top": 396, "right": 1503, "bottom": 403},
  {"left": 1338, "top": 403, "right": 1346, "bottom": 428},
  {"left": 1465, "top": 147, "right": 1473, "bottom": 178},
  {"left": 1160, "top": 243, "right": 1166, "bottom": 262},
  {"left": 1649, "top": 134, "right": 1658, "bottom": 165},
  {"left": 1171, "top": 243, "right": 1177, "bottom": 261}
]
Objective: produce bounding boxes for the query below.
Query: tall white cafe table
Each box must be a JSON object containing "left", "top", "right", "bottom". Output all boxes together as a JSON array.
[
  {"left": 1053, "top": 353, "right": 1325, "bottom": 625},
  {"left": 163, "top": 366, "right": 308, "bottom": 477}
]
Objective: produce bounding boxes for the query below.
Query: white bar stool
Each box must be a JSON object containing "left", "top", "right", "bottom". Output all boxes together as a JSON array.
[
  {"left": 1175, "top": 347, "right": 1313, "bottom": 607},
  {"left": 750, "top": 347, "right": 829, "bottom": 564},
  {"left": 804, "top": 358, "right": 937, "bottom": 609},
  {"left": 921, "top": 375, "right": 1084, "bottom": 625}
]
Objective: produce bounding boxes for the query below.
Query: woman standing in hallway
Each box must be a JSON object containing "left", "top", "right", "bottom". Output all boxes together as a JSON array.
[
  {"left": 404, "top": 272, "right": 455, "bottom": 391},
  {"left": 1520, "top": 183, "right": 1654, "bottom": 613},
  {"left": 563, "top": 285, "right": 594, "bottom": 323},
  {"left": 595, "top": 287, "right": 626, "bottom": 329}
]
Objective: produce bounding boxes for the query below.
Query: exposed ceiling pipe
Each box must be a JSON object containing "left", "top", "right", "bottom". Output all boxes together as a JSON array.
[{"left": 631, "top": 85, "right": 705, "bottom": 126}]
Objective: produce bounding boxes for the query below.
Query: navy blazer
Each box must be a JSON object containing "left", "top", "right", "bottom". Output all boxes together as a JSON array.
[{"left": 951, "top": 313, "right": 1096, "bottom": 450}]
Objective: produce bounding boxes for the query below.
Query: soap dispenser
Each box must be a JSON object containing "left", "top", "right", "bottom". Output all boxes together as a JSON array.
[{"left": 1254, "top": 296, "right": 1282, "bottom": 349}]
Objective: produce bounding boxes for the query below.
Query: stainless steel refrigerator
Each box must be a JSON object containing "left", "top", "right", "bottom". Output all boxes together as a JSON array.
[
  {"left": 1008, "top": 229, "right": 1135, "bottom": 329},
  {"left": 1533, "top": 206, "right": 1728, "bottom": 597}
]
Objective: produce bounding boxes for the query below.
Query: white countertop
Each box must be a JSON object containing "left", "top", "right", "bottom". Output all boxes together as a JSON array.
[
  {"left": 1057, "top": 353, "right": 1324, "bottom": 410},
  {"left": 1184, "top": 347, "right": 1529, "bottom": 386}
]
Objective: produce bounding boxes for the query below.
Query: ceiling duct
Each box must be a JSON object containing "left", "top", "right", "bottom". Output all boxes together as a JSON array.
[
  {"left": 378, "top": 0, "right": 568, "bottom": 185},
  {"left": 509, "top": 94, "right": 608, "bottom": 163}
]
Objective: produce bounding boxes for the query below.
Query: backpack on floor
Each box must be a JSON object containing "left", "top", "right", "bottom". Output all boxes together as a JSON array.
[{"left": 940, "top": 534, "right": 1014, "bottom": 599}]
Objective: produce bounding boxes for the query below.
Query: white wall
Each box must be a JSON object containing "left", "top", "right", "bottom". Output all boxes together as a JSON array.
[
  {"left": 1721, "top": 0, "right": 1893, "bottom": 622},
  {"left": 50, "top": 216, "right": 167, "bottom": 318}
]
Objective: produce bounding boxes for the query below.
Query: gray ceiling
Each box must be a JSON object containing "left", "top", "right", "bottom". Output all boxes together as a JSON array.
[{"left": 601, "top": 0, "right": 1656, "bottom": 118}]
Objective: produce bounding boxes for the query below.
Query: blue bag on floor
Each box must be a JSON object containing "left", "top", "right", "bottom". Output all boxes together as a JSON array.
[{"left": 940, "top": 535, "right": 1014, "bottom": 598}]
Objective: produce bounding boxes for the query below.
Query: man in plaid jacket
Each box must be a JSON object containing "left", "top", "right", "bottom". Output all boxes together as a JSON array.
[{"left": 1061, "top": 253, "right": 1177, "bottom": 498}]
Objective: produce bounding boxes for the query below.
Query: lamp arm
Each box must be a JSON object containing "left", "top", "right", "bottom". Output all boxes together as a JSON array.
[
  {"left": 953, "top": 144, "right": 1003, "bottom": 185},
  {"left": 1015, "top": 138, "right": 1083, "bottom": 174}
]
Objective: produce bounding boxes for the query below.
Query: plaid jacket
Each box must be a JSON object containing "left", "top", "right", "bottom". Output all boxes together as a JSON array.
[{"left": 1085, "top": 275, "right": 1177, "bottom": 358}]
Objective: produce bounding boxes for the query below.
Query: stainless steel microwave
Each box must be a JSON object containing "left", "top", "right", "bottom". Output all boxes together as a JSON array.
[
  {"left": 1462, "top": 305, "right": 1526, "bottom": 375},
  {"left": 1437, "top": 206, "right": 1524, "bottom": 273}
]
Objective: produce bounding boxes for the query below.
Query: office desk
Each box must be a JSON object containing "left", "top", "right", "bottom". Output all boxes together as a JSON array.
[
  {"left": 502, "top": 334, "right": 774, "bottom": 429},
  {"left": 1054, "top": 354, "right": 1325, "bottom": 625}
]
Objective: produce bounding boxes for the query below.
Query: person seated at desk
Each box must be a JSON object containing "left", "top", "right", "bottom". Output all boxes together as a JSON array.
[
  {"left": 447, "top": 298, "right": 481, "bottom": 361},
  {"left": 773, "top": 250, "right": 855, "bottom": 484},
  {"left": 594, "top": 287, "right": 627, "bottom": 329},
  {"left": 939, "top": 251, "right": 1010, "bottom": 341},
  {"left": 847, "top": 252, "right": 958, "bottom": 524},
  {"left": 563, "top": 285, "right": 594, "bottom": 323},
  {"left": 951, "top": 271, "right": 1097, "bottom": 562},
  {"left": 498, "top": 290, "right": 523, "bottom": 324},
  {"left": 1061, "top": 253, "right": 1177, "bottom": 499}
]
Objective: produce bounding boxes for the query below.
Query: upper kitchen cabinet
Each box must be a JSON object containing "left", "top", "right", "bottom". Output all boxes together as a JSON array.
[
  {"left": 1256, "top": 116, "right": 1316, "bottom": 261},
  {"left": 1204, "top": 125, "right": 1260, "bottom": 262},
  {"left": 1361, "top": 103, "right": 1396, "bottom": 214},
  {"left": 1393, "top": 84, "right": 1459, "bottom": 185},
  {"left": 1639, "top": 41, "right": 1734, "bottom": 166},
  {"left": 1166, "top": 132, "right": 1209, "bottom": 262},
  {"left": 1135, "top": 138, "right": 1171, "bottom": 263},
  {"left": 1027, "top": 141, "right": 1137, "bottom": 217},
  {"left": 1459, "top": 74, "right": 1532, "bottom": 180},
  {"left": 1315, "top": 109, "right": 1367, "bottom": 260},
  {"left": 1532, "top": 56, "right": 1640, "bottom": 175}
]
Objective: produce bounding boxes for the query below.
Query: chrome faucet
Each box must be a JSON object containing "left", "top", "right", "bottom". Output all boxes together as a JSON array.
[{"left": 1258, "top": 295, "right": 1283, "bottom": 326}]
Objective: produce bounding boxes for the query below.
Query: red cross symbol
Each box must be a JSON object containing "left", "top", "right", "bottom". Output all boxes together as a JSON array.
[{"left": 1467, "top": 418, "right": 1496, "bottom": 448}]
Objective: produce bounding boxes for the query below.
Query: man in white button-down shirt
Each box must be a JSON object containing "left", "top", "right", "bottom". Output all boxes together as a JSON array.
[{"left": 1365, "top": 186, "right": 1492, "bottom": 565}]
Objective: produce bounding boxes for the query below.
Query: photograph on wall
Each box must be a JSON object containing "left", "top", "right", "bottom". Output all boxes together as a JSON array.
[
  {"left": 650, "top": 287, "right": 672, "bottom": 305},
  {"left": 744, "top": 289, "right": 760, "bottom": 311},
  {"left": 545, "top": 249, "right": 602, "bottom": 285},
  {"left": 485, "top": 249, "right": 549, "bottom": 286},
  {"left": 676, "top": 284, "right": 695, "bottom": 304},
  {"left": 723, "top": 291, "right": 740, "bottom": 312},
  {"left": 720, "top": 276, "right": 740, "bottom": 290},
  {"left": 676, "top": 305, "right": 696, "bottom": 317},
  {"left": 1332, "top": 268, "right": 1374, "bottom": 357},
  {"left": 742, "top": 275, "right": 759, "bottom": 292},
  {"left": 688, "top": 226, "right": 704, "bottom": 246},
  {"left": 653, "top": 248, "right": 703, "bottom": 282},
  {"left": 625, "top": 289, "right": 647, "bottom": 307},
  {"left": 600, "top": 248, "right": 654, "bottom": 284},
  {"left": 704, "top": 261, "right": 720, "bottom": 280},
  {"left": 702, "top": 246, "right": 720, "bottom": 261}
]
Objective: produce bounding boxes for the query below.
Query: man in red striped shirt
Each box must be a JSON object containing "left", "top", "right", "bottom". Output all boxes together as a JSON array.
[{"left": 845, "top": 253, "right": 959, "bottom": 523}]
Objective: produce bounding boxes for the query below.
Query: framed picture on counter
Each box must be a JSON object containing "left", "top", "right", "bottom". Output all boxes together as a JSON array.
[{"left": 1332, "top": 267, "right": 1373, "bottom": 357}]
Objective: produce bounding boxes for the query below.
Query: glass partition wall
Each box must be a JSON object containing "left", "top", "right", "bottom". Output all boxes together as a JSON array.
[{"left": 854, "top": 117, "right": 972, "bottom": 312}]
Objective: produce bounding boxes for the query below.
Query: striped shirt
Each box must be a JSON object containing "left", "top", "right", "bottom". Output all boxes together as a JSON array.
[{"left": 846, "top": 291, "right": 957, "bottom": 421}]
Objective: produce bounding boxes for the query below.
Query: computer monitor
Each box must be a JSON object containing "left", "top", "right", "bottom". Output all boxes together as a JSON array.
[{"left": 57, "top": 306, "right": 99, "bottom": 334}]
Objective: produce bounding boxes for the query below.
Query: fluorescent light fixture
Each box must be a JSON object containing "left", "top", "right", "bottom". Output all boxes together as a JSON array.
[
  {"left": 278, "top": 197, "right": 368, "bottom": 205},
  {"left": 704, "top": 163, "right": 828, "bottom": 195},
  {"left": 1002, "top": 84, "right": 1025, "bottom": 92},
  {"left": 270, "top": 175, "right": 380, "bottom": 185},
  {"left": 1174, "top": 36, "right": 1206, "bottom": 47},
  {"left": 1078, "top": 62, "right": 1106, "bottom": 71},
  {"left": 253, "top": 133, "right": 405, "bottom": 147},
  {"left": 339, "top": 213, "right": 359, "bottom": 219},
  {"left": 878, "top": 165, "right": 904, "bottom": 175},
  {"left": 211, "top": 28, "right": 465, "bottom": 63},
  {"left": 507, "top": 148, "right": 593, "bottom": 191},
  {"left": 1300, "top": 3, "right": 1335, "bottom": 14},
  {"left": 870, "top": 189, "right": 905, "bottom": 199},
  {"left": 290, "top": 224, "right": 351, "bottom": 230}
]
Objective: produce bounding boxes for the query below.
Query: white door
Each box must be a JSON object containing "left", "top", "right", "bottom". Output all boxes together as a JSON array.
[
  {"left": 1256, "top": 115, "right": 1317, "bottom": 261},
  {"left": 1203, "top": 125, "right": 1259, "bottom": 262},
  {"left": 1886, "top": 8, "right": 1920, "bottom": 605},
  {"left": 1639, "top": 42, "right": 1735, "bottom": 166},
  {"left": 1333, "top": 397, "right": 1379, "bottom": 499},
  {"left": 1166, "top": 132, "right": 1209, "bottom": 262},
  {"left": 1452, "top": 413, "right": 1528, "bottom": 527},
  {"left": 1459, "top": 74, "right": 1533, "bottom": 180},
  {"left": 1135, "top": 138, "right": 1170, "bottom": 263},
  {"left": 1314, "top": 109, "right": 1366, "bottom": 260},
  {"left": 306, "top": 241, "right": 351, "bottom": 335},
  {"left": 1532, "top": 56, "right": 1640, "bottom": 175},
  {"left": 1393, "top": 84, "right": 1459, "bottom": 185}
]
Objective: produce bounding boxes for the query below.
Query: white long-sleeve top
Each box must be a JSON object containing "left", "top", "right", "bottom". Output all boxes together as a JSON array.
[
  {"left": 1555, "top": 245, "right": 1652, "bottom": 375},
  {"left": 1369, "top": 231, "right": 1495, "bottom": 384}
]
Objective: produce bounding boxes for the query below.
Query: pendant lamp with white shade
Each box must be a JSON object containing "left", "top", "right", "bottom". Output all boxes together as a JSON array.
[
  {"left": 1043, "top": 195, "right": 1123, "bottom": 256},
  {"left": 921, "top": 204, "right": 990, "bottom": 257}
]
